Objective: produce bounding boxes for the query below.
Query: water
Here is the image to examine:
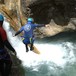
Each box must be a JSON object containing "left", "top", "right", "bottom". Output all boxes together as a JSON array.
[{"left": 3, "top": 21, "right": 76, "bottom": 76}]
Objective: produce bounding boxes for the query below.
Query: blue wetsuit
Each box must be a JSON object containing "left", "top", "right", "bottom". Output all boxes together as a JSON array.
[
  {"left": 15, "top": 22, "right": 45, "bottom": 51},
  {"left": 15, "top": 22, "right": 44, "bottom": 44}
]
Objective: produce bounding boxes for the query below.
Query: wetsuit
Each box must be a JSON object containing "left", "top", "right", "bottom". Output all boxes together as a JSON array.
[
  {"left": 15, "top": 22, "right": 45, "bottom": 52},
  {"left": 0, "top": 27, "right": 15, "bottom": 76}
]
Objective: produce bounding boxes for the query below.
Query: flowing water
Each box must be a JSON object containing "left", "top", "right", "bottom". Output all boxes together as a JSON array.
[{"left": 3, "top": 21, "right": 76, "bottom": 76}]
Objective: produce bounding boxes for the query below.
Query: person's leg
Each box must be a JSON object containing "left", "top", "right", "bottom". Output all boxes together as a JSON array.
[
  {"left": 4, "top": 60, "right": 12, "bottom": 76},
  {"left": 30, "top": 38, "right": 34, "bottom": 51},
  {"left": 0, "top": 60, "right": 4, "bottom": 76},
  {"left": 25, "top": 44, "right": 29, "bottom": 52},
  {"left": 30, "top": 43, "right": 34, "bottom": 51}
]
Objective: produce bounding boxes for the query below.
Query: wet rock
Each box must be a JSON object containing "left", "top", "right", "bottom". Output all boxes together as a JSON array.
[
  {"left": 1, "top": 0, "right": 76, "bottom": 37},
  {"left": 23, "top": 0, "right": 76, "bottom": 37},
  {"left": 25, "top": 0, "right": 76, "bottom": 25}
]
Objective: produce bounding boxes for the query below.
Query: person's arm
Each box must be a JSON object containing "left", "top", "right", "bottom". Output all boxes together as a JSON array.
[
  {"left": 34, "top": 24, "right": 45, "bottom": 27},
  {"left": 4, "top": 40, "right": 16, "bottom": 52},
  {"left": 1, "top": 29, "right": 16, "bottom": 55},
  {"left": 15, "top": 31, "right": 21, "bottom": 36},
  {"left": 15, "top": 26, "right": 24, "bottom": 36}
]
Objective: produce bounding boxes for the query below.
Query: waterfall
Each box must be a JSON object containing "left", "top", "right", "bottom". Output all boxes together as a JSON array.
[{"left": 3, "top": 21, "right": 76, "bottom": 76}]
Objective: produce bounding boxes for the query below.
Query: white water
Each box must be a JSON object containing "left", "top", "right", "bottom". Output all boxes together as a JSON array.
[{"left": 3, "top": 21, "right": 76, "bottom": 73}]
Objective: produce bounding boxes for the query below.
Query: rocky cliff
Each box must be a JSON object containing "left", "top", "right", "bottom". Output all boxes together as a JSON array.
[
  {"left": 25, "top": 0, "right": 76, "bottom": 25},
  {"left": 0, "top": 0, "right": 76, "bottom": 37},
  {"left": 0, "top": 0, "right": 76, "bottom": 75},
  {"left": 25, "top": 0, "right": 76, "bottom": 37}
]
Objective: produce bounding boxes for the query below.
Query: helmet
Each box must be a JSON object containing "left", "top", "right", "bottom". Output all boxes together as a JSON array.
[
  {"left": 27, "top": 18, "right": 33, "bottom": 22},
  {"left": 0, "top": 14, "right": 4, "bottom": 21}
]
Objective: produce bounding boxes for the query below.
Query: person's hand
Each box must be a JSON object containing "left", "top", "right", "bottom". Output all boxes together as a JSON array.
[
  {"left": 45, "top": 24, "right": 50, "bottom": 27},
  {"left": 12, "top": 35, "right": 15, "bottom": 37},
  {"left": 12, "top": 51, "right": 17, "bottom": 56},
  {"left": 13, "top": 51, "right": 17, "bottom": 56}
]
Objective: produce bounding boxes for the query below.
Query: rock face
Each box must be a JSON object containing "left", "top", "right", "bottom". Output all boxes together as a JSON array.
[
  {"left": 25, "top": 0, "right": 76, "bottom": 25},
  {"left": 10, "top": 53, "right": 25, "bottom": 76},
  {"left": 24, "top": 0, "right": 76, "bottom": 37},
  {"left": 1, "top": 0, "right": 76, "bottom": 37}
]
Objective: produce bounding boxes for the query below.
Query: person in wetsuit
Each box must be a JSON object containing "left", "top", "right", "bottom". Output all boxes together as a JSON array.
[
  {"left": 0, "top": 14, "right": 16, "bottom": 76},
  {"left": 14, "top": 18, "right": 46, "bottom": 52}
]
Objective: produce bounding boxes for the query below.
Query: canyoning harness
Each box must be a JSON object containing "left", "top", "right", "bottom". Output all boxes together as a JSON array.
[
  {"left": 22, "top": 37, "right": 32, "bottom": 43},
  {"left": 21, "top": 36, "right": 34, "bottom": 44}
]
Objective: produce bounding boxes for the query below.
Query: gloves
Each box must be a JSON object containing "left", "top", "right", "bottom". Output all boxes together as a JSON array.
[
  {"left": 13, "top": 51, "right": 17, "bottom": 56},
  {"left": 45, "top": 24, "right": 50, "bottom": 27},
  {"left": 11, "top": 51, "right": 17, "bottom": 56}
]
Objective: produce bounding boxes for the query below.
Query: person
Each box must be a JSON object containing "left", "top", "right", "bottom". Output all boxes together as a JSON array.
[
  {"left": 0, "top": 14, "right": 16, "bottom": 76},
  {"left": 14, "top": 18, "right": 46, "bottom": 52}
]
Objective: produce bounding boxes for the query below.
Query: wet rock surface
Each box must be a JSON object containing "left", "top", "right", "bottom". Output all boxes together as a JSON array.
[
  {"left": 26, "top": 0, "right": 76, "bottom": 25},
  {"left": 1, "top": 0, "right": 76, "bottom": 36}
]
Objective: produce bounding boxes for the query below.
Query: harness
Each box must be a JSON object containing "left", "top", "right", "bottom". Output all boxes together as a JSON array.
[{"left": 22, "top": 37, "right": 33, "bottom": 44}]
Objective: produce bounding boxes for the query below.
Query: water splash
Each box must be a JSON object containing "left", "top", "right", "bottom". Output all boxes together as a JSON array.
[{"left": 3, "top": 21, "right": 76, "bottom": 76}]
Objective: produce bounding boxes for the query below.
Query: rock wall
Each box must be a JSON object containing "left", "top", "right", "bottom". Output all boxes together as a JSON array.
[
  {"left": 1, "top": 0, "right": 76, "bottom": 37},
  {"left": 25, "top": 0, "right": 76, "bottom": 25},
  {"left": 22, "top": 0, "right": 76, "bottom": 37}
]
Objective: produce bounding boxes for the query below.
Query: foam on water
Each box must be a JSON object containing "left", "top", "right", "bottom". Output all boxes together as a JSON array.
[{"left": 3, "top": 21, "right": 76, "bottom": 70}]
